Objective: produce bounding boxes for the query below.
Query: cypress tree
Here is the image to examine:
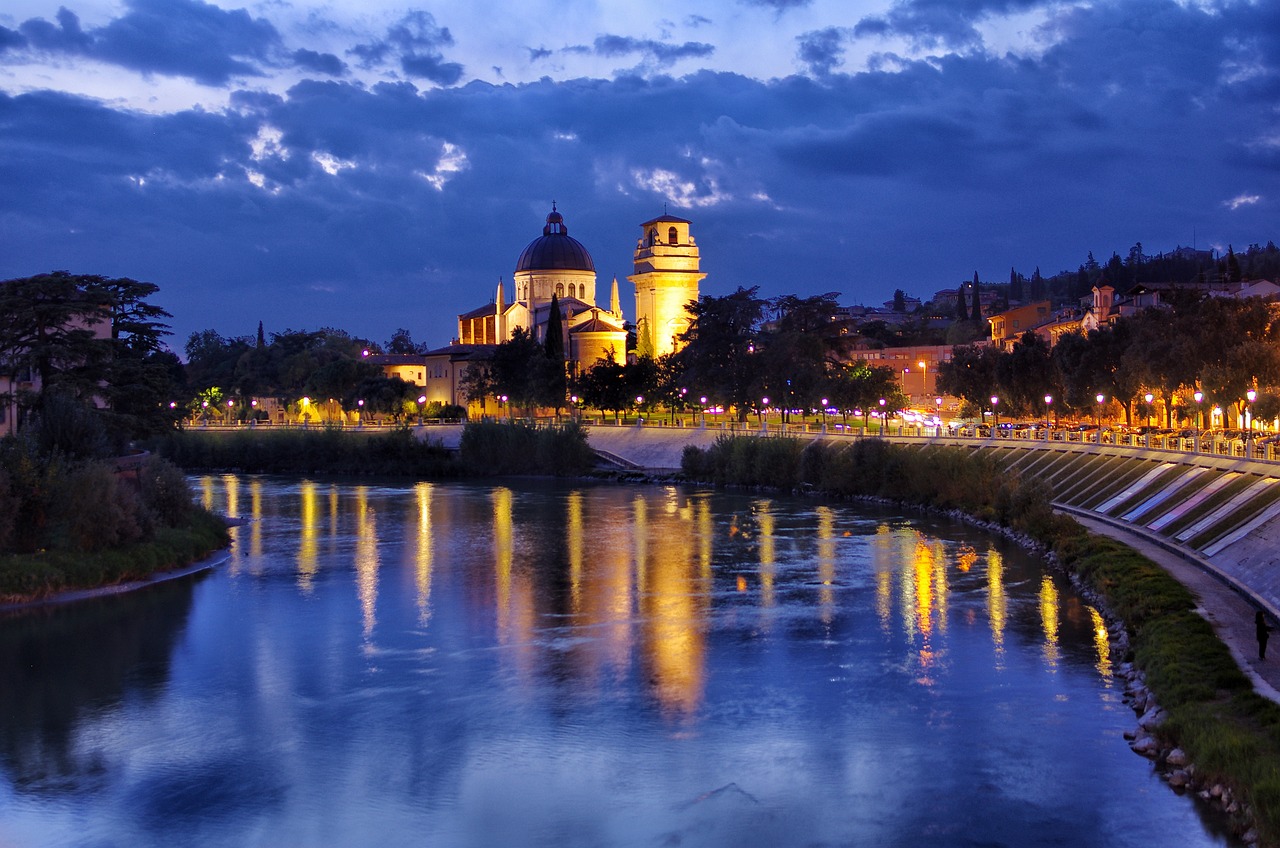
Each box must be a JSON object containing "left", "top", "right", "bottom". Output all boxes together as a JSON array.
[
  {"left": 955, "top": 285, "right": 969, "bottom": 321},
  {"left": 970, "top": 273, "right": 981, "bottom": 320},
  {"left": 544, "top": 294, "right": 564, "bottom": 361},
  {"left": 257, "top": 320, "right": 265, "bottom": 348}
]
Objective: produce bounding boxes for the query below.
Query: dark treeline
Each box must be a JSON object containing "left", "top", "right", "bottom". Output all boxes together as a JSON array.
[
  {"left": 938, "top": 292, "right": 1280, "bottom": 426},
  {"left": 153, "top": 421, "right": 597, "bottom": 478},
  {"left": 984, "top": 241, "right": 1280, "bottom": 309}
]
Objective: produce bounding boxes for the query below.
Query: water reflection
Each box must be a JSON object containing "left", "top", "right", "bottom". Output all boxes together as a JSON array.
[
  {"left": 0, "top": 477, "right": 1238, "bottom": 848},
  {"left": 0, "top": 579, "right": 198, "bottom": 793},
  {"left": 414, "top": 483, "right": 434, "bottom": 625}
]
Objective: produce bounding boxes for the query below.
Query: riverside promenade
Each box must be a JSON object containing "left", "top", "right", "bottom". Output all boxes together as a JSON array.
[{"left": 423, "top": 420, "right": 1280, "bottom": 701}]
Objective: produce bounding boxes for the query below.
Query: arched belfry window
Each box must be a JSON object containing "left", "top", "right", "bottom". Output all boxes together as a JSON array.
[
  {"left": 556, "top": 283, "right": 565, "bottom": 298},
  {"left": 668, "top": 226, "right": 678, "bottom": 245},
  {"left": 648, "top": 228, "right": 659, "bottom": 246}
]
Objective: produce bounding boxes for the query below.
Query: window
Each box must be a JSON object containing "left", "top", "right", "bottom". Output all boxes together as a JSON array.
[
  {"left": 556, "top": 283, "right": 565, "bottom": 298},
  {"left": 648, "top": 228, "right": 658, "bottom": 246},
  {"left": 668, "top": 226, "right": 678, "bottom": 245}
]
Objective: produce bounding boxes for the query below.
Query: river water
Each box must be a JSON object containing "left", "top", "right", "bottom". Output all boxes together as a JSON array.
[{"left": 0, "top": 476, "right": 1239, "bottom": 847}]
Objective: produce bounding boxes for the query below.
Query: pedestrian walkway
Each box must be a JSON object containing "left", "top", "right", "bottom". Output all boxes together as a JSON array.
[{"left": 1067, "top": 512, "right": 1280, "bottom": 704}]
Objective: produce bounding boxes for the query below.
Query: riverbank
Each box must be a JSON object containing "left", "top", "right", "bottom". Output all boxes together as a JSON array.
[{"left": 0, "top": 509, "right": 230, "bottom": 607}]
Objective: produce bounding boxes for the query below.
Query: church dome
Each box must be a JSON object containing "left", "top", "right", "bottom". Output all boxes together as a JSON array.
[{"left": 515, "top": 204, "right": 595, "bottom": 273}]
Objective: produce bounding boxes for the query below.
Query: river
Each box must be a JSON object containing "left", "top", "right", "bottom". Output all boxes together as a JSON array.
[{"left": 0, "top": 476, "right": 1239, "bottom": 847}]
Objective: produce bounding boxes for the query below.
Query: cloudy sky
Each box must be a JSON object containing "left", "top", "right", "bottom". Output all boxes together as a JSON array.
[{"left": 2, "top": 0, "right": 1278, "bottom": 352}]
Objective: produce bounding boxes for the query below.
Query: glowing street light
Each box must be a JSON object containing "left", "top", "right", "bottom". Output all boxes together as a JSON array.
[
  {"left": 990, "top": 395, "right": 999, "bottom": 433},
  {"left": 1194, "top": 390, "right": 1204, "bottom": 434},
  {"left": 1144, "top": 392, "right": 1154, "bottom": 427},
  {"left": 1247, "top": 388, "right": 1257, "bottom": 442}
]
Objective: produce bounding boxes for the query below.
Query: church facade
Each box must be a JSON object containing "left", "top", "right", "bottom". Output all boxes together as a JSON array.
[
  {"left": 457, "top": 205, "right": 704, "bottom": 372},
  {"left": 457, "top": 205, "right": 628, "bottom": 372}
]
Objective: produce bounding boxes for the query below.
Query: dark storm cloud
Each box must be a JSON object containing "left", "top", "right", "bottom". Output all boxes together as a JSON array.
[
  {"left": 0, "top": 26, "right": 27, "bottom": 51},
  {"left": 592, "top": 35, "right": 715, "bottom": 66},
  {"left": 10, "top": 0, "right": 283, "bottom": 85},
  {"left": 349, "top": 10, "right": 462, "bottom": 85},
  {"left": 291, "top": 48, "right": 346, "bottom": 76},
  {"left": 3, "top": 0, "right": 1280, "bottom": 349},
  {"left": 797, "top": 27, "right": 851, "bottom": 76},
  {"left": 854, "top": 0, "right": 1053, "bottom": 50}
]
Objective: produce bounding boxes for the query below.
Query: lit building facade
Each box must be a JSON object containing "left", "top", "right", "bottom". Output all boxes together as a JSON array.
[{"left": 629, "top": 214, "right": 705, "bottom": 357}]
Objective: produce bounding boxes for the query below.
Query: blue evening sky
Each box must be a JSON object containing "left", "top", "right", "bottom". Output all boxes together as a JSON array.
[{"left": 2, "top": 0, "right": 1278, "bottom": 351}]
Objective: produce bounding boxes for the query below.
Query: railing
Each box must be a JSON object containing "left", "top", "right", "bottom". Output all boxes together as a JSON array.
[
  {"left": 184, "top": 414, "right": 1280, "bottom": 465},
  {"left": 581, "top": 416, "right": 1280, "bottom": 465}
]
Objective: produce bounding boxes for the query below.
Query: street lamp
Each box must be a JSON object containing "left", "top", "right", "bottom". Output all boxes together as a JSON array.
[
  {"left": 1194, "top": 390, "right": 1204, "bottom": 435},
  {"left": 1247, "top": 389, "right": 1257, "bottom": 441},
  {"left": 990, "top": 395, "right": 999, "bottom": 434},
  {"left": 1144, "top": 393, "right": 1154, "bottom": 428},
  {"left": 357, "top": 398, "right": 365, "bottom": 425},
  {"left": 1095, "top": 393, "right": 1105, "bottom": 430},
  {"left": 700, "top": 395, "right": 708, "bottom": 427},
  {"left": 879, "top": 397, "right": 887, "bottom": 434},
  {"left": 1045, "top": 394, "right": 1055, "bottom": 428},
  {"left": 417, "top": 394, "right": 427, "bottom": 425}
]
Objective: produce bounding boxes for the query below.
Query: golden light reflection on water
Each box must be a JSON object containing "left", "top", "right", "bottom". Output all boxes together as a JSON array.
[
  {"left": 1089, "top": 606, "right": 1113, "bottom": 681},
  {"left": 567, "top": 490, "right": 583, "bottom": 613},
  {"left": 492, "top": 487, "right": 514, "bottom": 641},
  {"left": 249, "top": 479, "right": 262, "bottom": 563},
  {"left": 222, "top": 474, "right": 239, "bottom": 519},
  {"left": 697, "top": 496, "right": 713, "bottom": 588},
  {"left": 816, "top": 507, "right": 835, "bottom": 624},
  {"left": 414, "top": 483, "right": 434, "bottom": 626},
  {"left": 756, "top": 500, "right": 775, "bottom": 610},
  {"left": 639, "top": 492, "right": 706, "bottom": 716},
  {"left": 1039, "top": 575, "right": 1061, "bottom": 669},
  {"left": 297, "top": 480, "right": 319, "bottom": 593},
  {"left": 987, "top": 546, "right": 1006, "bottom": 664},
  {"left": 201, "top": 476, "right": 215, "bottom": 512},
  {"left": 354, "top": 487, "right": 379, "bottom": 640}
]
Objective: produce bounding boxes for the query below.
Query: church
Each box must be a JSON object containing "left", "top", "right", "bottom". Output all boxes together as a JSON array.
[
  {"left": 393, "top": 205, "right": 705, "bottom": 412},
  {"left": 456, "top": 204, "right": 705, "bottom": 370}
]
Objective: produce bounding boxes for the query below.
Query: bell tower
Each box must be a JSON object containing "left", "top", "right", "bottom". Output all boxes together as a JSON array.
[{"left": 628, "top": 214, "right": 705, "bottom": 357}]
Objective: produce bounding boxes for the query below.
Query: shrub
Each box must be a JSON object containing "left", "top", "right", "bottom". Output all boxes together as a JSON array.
[{"left": 49, "top": 462, "right": 145, "bottom": 552}]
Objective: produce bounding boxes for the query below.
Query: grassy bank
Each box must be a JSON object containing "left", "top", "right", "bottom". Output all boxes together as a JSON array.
[
  {"left": 684, "top": 435, "right": 1280, "bottom": 845},
  {"left": 150, "top": 425, "right": 463, "bottom": 476},
  {"left": 152, "top": 420, "right": 598, "bottom": 478},
  {"left": 0, "top": 505, "right": 229, "bottom": 605}
]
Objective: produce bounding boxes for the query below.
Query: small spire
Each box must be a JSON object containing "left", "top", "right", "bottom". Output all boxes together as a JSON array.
[{"left": 610, "top": 276, "right": 621, "bottom": 315}]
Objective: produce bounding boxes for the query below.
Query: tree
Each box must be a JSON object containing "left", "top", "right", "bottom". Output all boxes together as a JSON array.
[
  {"left": 955, "top": 285, "right": 969, "bottom": 322},
  {"left": 575, "top": 355, "right": 632, "bottom": 422},
  {"left": 892, "top": 289, "right": 906, "bottom": 312},
  {"left": 998, "top": 331, "right": 1056, "bottom": 417},
  {"left": 1009, "top": 267, "right": 1024, "bottom": 303},
  {"left": 387, "top": 328, "right": 418, "bottom": 354},
  {"left": 970, "top": 273, "right": 982, "bottom": 320},
  {"left": 543, "top": 294, "right": 567, "bottom": 414},
  {"left": 674, "top": 287, "right": 765, "bottom": 421},
  {"left": 0, "top": 272, "right": 112, "bottom": 403},
  {"left": 825, "top": 361, "right": 903, "bottom": 429},
  {"left": 937, "top": 343, "right": 1001, "bottom": 413},
  {"left": 0, "top": 272, "right": 180, "bottom": 439}
]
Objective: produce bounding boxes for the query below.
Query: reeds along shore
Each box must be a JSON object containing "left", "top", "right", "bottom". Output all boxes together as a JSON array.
[{"left": 681, "top": 436, "right": 1280, "bottom": 847}]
